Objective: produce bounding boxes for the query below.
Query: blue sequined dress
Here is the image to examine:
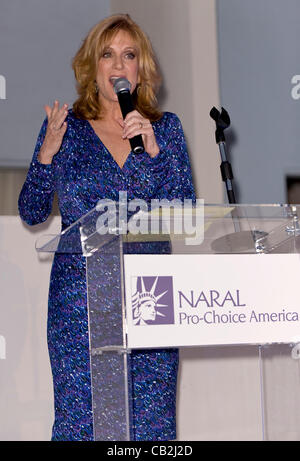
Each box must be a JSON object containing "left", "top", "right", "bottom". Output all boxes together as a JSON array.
[{"left": 18, "top": 109, "right": 196, "bottom": 441}]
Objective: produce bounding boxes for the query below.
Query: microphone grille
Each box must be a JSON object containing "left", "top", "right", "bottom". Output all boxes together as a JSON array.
[{"left": 113, "top": 77, "right": 131, "bottom": 94}]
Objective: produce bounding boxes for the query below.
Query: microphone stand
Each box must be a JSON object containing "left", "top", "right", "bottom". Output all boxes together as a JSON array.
[
  {"left": 210, "top": 107, "right": 236, "bottom": 204},
  {"left": 209, "top": 107, "right": 268, "bottom": 253},
  {"left": 209, "top": 106, "right": 243, "bottom": 248}
]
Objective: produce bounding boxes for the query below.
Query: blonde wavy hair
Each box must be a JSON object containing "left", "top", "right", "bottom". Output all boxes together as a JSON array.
[{"left": 72, "top": 14, "right": 162, "bottom": 121}]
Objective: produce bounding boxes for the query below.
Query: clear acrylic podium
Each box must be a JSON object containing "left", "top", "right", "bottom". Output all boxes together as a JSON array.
[{"left": 36, "top": 203, "right": 300, "bottom": 441}]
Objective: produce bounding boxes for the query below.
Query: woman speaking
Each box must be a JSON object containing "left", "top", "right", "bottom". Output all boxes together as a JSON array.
[{"left": 19, "top": 14, "right": 195, "bottom": 441}]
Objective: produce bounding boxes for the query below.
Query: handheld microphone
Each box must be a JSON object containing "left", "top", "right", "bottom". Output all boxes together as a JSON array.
[{"left": 113, "top": 77, "right": 145, "bottom": 154}]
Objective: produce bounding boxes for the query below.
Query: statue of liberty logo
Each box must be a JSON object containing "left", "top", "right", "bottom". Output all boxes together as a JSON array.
[{"left": 131, "top": 276, "right": 174, "bottom": 326}]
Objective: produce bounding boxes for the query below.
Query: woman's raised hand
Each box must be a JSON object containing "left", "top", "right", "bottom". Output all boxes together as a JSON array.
[{"left": 38, "top": 100, "right": 68, "bottom": 164}]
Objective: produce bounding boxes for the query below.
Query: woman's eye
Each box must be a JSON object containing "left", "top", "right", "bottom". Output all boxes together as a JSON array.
[
  {"left": 125, "top": 52, "right": 136, "bottom": 59},
  {"left": 102, "top": 51, "right": 111, "bottom": 58}
]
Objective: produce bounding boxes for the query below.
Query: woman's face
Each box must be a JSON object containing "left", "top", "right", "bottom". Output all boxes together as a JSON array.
[{"left": 96, "top": 29, "right": 140, "bottom": 107}]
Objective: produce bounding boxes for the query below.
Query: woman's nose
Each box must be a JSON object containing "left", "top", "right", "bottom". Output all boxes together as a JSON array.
[{"left": 113, "top": 55, "right": 124, "bottom": 69}]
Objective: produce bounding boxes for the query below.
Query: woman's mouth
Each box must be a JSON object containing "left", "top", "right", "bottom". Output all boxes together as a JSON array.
[{"left": 109, "top": 76, "right": 127, "bottom": 86}]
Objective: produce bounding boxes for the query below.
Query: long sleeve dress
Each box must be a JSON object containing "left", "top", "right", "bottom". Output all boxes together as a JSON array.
[{"left": 18, "top": 109, "right": 196, "bottom": 441}]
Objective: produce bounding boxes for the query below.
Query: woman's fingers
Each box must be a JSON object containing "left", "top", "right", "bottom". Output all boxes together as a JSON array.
[
  {"left": 44, "top": 100, "right": 68, "bottom": 139},
  {"left": 122, "top": 110, "right": 159, "bottom": 158},
  {"left": 51, "top": 100, "right": 59, "bottom": 118},
  {"left": 123, "top": 120, "right": 152, "bottom": 139},
  {"left": 122, "top": 112, "right": 151, "bottom": 139},
  {"left": 123, "top": 123, "right": 152, "bottom": 139},
  {"left": 123, "top": 111, "right": 147, "bottom": 127},
  {"left": 44, "top": 105, "right": 52, "bottom": 119},
  {"left": 39, "top": 101, "right": 69, "bottom": 161},
  {"left": 46, "top": 100, "right": 68, "bottom": 119},
  {"left": 44, "top": 101, "right": 68, "bottom": 129},
  {"left": 54, "top": 104, "right": 68, "bottom": 129}
]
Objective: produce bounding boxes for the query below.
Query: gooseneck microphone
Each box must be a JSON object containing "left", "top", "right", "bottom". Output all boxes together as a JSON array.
[{"left": 113, "top": 77, "right": 145, "bottom": 154}]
